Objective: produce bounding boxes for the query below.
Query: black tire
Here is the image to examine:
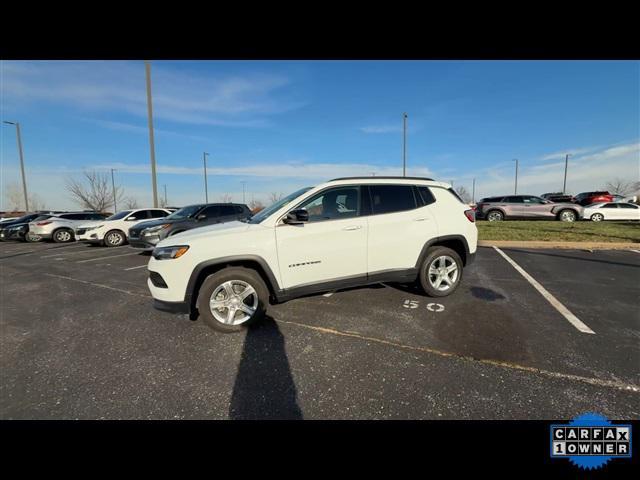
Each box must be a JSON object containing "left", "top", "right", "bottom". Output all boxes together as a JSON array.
[
  {"left": 486, "top": 209, "right": 504, "bottom": 222},
  {"left": 25, "top": 232, "right": 41, "bottom": 243},
  {"left": 418, "top": 246, "right": 464, "bottom": 297},
  {"left": 52, "top": 228, "right": 74, "bottom": 243},
  {"left": 104, "top": 229, "right": 126, "bottom": 247},
  {"left": 197, "top": 267, "right": 269, "bottom": 333},
  {"left": 557, "top": 209, "right": 577, "bottom": 222}
]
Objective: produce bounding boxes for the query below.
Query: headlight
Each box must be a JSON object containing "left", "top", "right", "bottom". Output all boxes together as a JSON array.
[
  {"left": 152, "top": 245, "right": 189, "bottom": 260},
  {"left": 143, "top": 224, "right": 171, "bottom": 235}
]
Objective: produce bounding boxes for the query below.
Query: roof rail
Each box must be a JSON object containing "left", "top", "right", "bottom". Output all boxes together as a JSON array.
[{"left": 329, "top": 176, "right": 435, "bottom": 181}]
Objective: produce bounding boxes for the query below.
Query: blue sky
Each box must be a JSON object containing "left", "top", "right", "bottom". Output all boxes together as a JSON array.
[{"left": 1, "top": 60, "right": 639, "bottom": 210}]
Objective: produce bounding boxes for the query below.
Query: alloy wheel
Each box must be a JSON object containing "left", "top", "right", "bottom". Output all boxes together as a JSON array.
[
  {"left": 209, "top": 280, "right": 258, "bottom": 326},
  {"left": 427, "top": 255, "right": 459, "bottom": 292}
]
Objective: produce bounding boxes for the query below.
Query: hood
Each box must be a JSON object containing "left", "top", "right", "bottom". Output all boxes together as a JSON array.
[
  {"left": 130, "top": 217, "right": 186, "bottom": 231},
  {"left": 156, "top": 220, "right": 255, "bottom": 246},
  {"left": 75, "top": 220, "right": 104, "bottom": 229}
]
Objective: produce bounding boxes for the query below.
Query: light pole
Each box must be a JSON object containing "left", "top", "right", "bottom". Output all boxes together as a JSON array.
[
  {"left": 472, "top": 178, "right": 476, "bottom": 203},
  {"left": 110, "top": 168, "right": 117, "bottom": 212},
  {"left": 563, "top": 153, "right": 571, "bottom": 194},
  {"left": 513, "top": 159, "right": 519, "bottom": 194},
  {"left": 145, "top": 61, "right": 159, "bottom": 207},
  {"left": 163, "top": 184, "right": 168, "bottom": 206},
  {"left": 203, "top": 152, "right": 209, "bottom": 203},
  {"left": 3, "top": 121, "right": 29, "bottom": 211},
  {"left": 402, "top": 112, "right": 408, "bottom": 177},
  {"left": 241, "top": 181, "right": 246, "bottom": 204}
]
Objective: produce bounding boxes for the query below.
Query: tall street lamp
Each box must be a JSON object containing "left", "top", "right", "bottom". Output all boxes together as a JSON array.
[
  {"left": 513, "top": 159, "right": 519, "bottom": 195},
  {"left": 563, "top": 153, "right": 571, "bottom": 194},
  {"left": 164, "top": 184, "right": 168, "bottom": 206},
  {"left": 145, "top": 61, "right": 159, "bottom": 207},
  {"left": 402, "top": 112, "right": 408, "bottom": 177},
  {"left": 241, "top": 181, "right": 246, "bottom": 204},
  {"left": 203, "top": 152, "right": 209, "bottom": 203},
  {"left": 110, "top": 168, "right": 117, "bottom": 213},
  {"left": 3, "top": 121, "right": 29, "bottom": 211}
]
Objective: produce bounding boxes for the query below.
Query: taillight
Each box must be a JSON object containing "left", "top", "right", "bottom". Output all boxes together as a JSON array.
[
  {"left": 36, "top": 221, "right": 52, "bottom": 226},
  {"left": 464, "top": 209, "right": 475, "bottom": 222}
]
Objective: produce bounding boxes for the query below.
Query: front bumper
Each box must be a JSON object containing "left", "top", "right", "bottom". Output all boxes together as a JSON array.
[
  {"left": 75, "top": 231, "right": 103, "bottom": 243},
  {"left": 129, "top": 234, "right": 160, "bottom": 250},
  {"left": 152, "top": 298, "right": 190, "bottom": 314}
]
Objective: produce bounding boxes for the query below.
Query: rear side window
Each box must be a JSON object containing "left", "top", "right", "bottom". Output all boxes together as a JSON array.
[
  {"left": 619, "top": 203, "right": 638, "bottom": 209},
  {"left": 200, "top": 206, "right": 222, "bottom": 217},
  {"left": 416, "top": 186, "right": 436, "bottom": 206},
  {"left": 59, "top": 213, "right": 83, "bottom": 220},
  {"left": 220, "top": 205, "right": 236, "bottom": 216},
  {"left": 149, "top": 210, "right": 169, "bottom": 218},
  {"left": 234, "top": 206, "right": 245, "bottom": 214},
  {"left": 369, "top": 185, "right": 417, "bottom": 215},
  {"left": 601, "top": 203, "right": 618, "bottom": 209},
  {"left": 504, "top": 196, "right": 524, "bottom": 203}
]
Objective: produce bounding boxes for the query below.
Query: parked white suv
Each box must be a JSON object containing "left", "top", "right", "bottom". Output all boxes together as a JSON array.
[
  {"left": 29, "top": 212, "right": 109, "bottom": 243},
  {"left": 75, "top": 208, "right": 174, "bottom": 247},
  {"left": 148, "top": 177, "right": 478, "bottom": 332}
]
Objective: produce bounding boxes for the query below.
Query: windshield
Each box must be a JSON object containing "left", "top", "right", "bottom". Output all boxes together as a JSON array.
[
  {"left": 248, "top": 187, "right": 312, "bottom": 224},
  {"left": 165, "top": 204, "right": 204, "bottom": 220},
  {"left": 106, "top": 210, "right": 133, "bottom": 221}
]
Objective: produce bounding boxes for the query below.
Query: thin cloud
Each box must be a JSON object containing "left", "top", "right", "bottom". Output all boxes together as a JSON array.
[
  {"left": 2, "top": 61, "right": 305, "bottom": 127},
  {"left": 360, "top": 125, "right": 403, "bottom": 134}
]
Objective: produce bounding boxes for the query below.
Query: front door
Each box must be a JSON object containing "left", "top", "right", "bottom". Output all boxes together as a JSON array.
[
  {"left": 521, "top": 196, "right": 554, "bottom": 219},
  {"left": 276, "top": 186, "right": 368, "bottom": 289}
]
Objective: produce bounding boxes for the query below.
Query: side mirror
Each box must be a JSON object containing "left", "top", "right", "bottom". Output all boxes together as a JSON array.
[
  {"left": 196, "top": 214, "right": 207, "bottom": 220},
  {"left": 283, "top": 209, "right": 309, "bottom": 225}
]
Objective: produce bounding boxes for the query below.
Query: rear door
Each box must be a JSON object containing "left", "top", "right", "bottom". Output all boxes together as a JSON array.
[
  {"left": 521, "top": 196, "right": 554, "bottom": 218},
  {"left": 366, "top": 184, "right": 438, "bottom": 274},
  {"left": 503, "top": 196, "right": 524, "bottom": 217},
  {"left": 617, "top": 203, "right": 640, "bottom": 220}
]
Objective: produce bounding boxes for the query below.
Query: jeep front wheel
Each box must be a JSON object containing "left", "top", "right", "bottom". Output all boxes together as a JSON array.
[{"left": 197, "top": 267, "right": 269, "bottom": 333}]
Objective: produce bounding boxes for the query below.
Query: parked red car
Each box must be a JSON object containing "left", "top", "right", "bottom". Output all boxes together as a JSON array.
[{"left": 573, "top": 191, "right": 614, "bottom": 206}]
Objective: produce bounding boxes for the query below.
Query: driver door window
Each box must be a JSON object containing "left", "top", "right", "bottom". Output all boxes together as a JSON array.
[{"left": 297, "top": 187, "right": 360, "bottom": 222}]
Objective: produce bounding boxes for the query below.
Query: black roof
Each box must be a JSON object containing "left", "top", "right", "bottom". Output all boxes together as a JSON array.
[{"left": 330, "top": 176, "right": 434, "bottom": 181}]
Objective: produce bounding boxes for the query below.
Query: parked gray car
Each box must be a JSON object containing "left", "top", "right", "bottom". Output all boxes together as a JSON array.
[{"left": 476, "top": 195, "right": 583, "bottom": 222}]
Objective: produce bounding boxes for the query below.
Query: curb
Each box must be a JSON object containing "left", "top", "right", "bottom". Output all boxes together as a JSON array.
[{"left": 478, "top": 240, "right": 640, "bottom": 250}]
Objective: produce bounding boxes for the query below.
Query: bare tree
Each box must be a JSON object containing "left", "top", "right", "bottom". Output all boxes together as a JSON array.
[
  {"left": 4, "top": 182, "right": 23, "bottom": 211},
  {"left": 455, "top": 185, "right": 472, "bottom": 204},
  {"left": 66, "top": 170, "right": 124, "bottom": 212},
  {"left": 123, "top": 197, "right": 139, "bottom": 209},
  {"left": 268, "top": 192, "right": 283, "bottom": 204},
  {"left": 249, "top": 198, "right": 264, "bottom": 213},
  {"left": 29, "top": 192, "right": 46, "bottom": 211},
  {"left": 603, "top": 178, "right": 637, "bottom": 196},
  {"left": 219, "top": 193, "right": 233, "bottom": 203}
]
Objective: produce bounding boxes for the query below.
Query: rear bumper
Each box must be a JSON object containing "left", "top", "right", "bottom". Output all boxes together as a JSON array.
[{"left": 153, "top": 298, "right": 190, "bottom": 314}]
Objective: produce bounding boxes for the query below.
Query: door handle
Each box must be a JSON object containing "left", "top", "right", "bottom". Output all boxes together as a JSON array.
[
  {"left": 414, "top": 217, "right": 429, "bottom": 221},
  {"left": 342, "top": 225, "right": 362, "bottom": 231}
]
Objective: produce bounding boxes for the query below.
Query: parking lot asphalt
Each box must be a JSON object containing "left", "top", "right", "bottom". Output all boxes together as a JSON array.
[{"left": 1, "top": 240, "right": 639, "bottom": 419}]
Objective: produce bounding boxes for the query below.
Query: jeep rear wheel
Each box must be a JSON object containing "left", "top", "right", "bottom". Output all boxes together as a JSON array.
[
  {"left": 197, "top": 267, "right": 268, "bottom": 333},
  {"left": 418, "top": 246, "right": 463, "bottom": 297}
]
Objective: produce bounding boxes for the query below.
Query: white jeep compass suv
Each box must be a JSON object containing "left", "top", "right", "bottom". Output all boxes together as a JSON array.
[{"left": 148, "top": 177, "right": 477, "bottom": 333}]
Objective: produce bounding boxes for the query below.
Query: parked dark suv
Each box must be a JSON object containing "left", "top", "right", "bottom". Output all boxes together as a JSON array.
[
  {"left": 573, "top": 191, "right": 614, "bottom": 206},
  {"left": 128, "top": 203, "right": 252, "bottom": 250}
]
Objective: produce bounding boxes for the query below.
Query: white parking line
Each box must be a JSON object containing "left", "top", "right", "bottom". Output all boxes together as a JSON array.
[
  {"left": 44, "top": 273, "right": 151, "bottom": 298},
  {"left": 124, "top": 264, "right": 148, "bottom": 271},
  {"left": 41, "top": 246, "right": 123, "bottom": 259},
  {"left": 323, "top": 292, "right": 335, "bottom": 297},
  {"left": 76, "top": 252, "right": 141, "bottom": 263},
  {"left": 493, "top": 246, "right": 595, "bottom": 334},
  {"left": 630, "top": 249, "right": 640, "bottom": 254}
]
